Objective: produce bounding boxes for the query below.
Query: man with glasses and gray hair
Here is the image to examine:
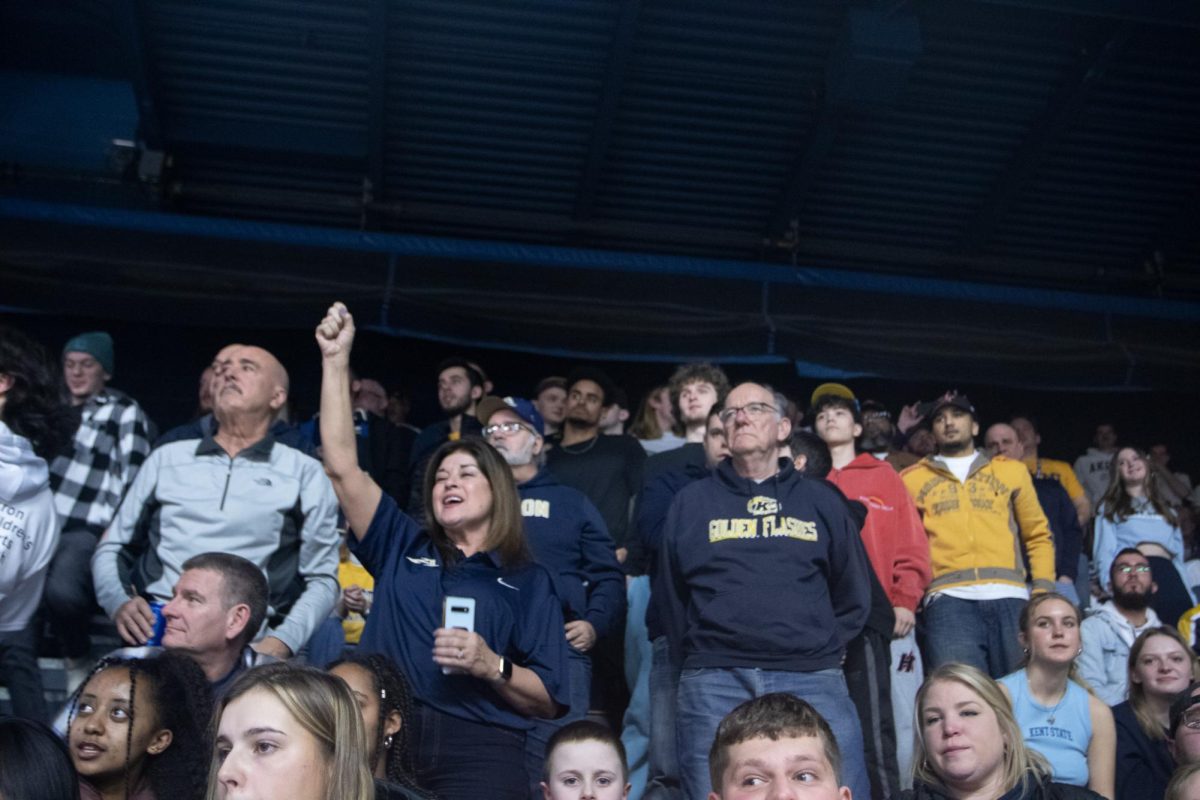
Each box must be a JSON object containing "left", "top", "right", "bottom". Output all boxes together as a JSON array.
[
  {"left": 653, "top": 381, "right": 874, "bottom": 800},
  {"left": 1080, "top": 547, "right": 1162, "bottom": 705},
  {"left": 479, "top": 394, "right": 625, "bottom": 800}
]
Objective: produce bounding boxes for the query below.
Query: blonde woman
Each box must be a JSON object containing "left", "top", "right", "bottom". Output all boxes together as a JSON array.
[
  {"left": 209, "top": 663, "right": 373, "bottom": 800},
  {"left": 1113, "top": 627, "right": 1197, "bottom": 800},
  {"left": 906, "top": 663, "right": 1103, "bottom": 800},
  {"left": 999, "top": 593, "right": 1115, "bottom": 797},
  {"left": 1165, "top": 762, "right": 1200, "bottom": 800}
]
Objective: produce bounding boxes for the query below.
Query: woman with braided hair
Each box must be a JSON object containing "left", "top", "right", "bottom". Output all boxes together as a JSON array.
[
  {"left": 329, "top": 652, "right": 440, "bottom": 800},
  {"left": 67, "top": 652, "right": 214, "bottom": 800}
]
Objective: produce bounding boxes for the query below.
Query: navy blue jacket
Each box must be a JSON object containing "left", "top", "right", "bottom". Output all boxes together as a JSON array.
[
  {"left": 635, "top": 459, "right": 710, "bottom": 641},
  {"left": 655, "top": 457, "right": 872, "bottom": 672},
  {"left": 351, "top": 494, "right": 569, "bottom": 730},
  {"left": 1033, "top": 477, "right": 1083, "bottom": 583},
  {"left": 518, "top": 469, "right": 626, "bottom": 639}
]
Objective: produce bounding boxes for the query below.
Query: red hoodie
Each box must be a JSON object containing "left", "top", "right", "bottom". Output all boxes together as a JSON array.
[{"left": 827, "top": 452, "right": 931, "bottom": 612}]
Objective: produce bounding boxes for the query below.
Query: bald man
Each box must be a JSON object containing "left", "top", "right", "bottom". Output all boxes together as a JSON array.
[
  {"left": 93, "top": 344, "right": 340, "bottom": 659},
  {"left": 155, "top": 344, "right": 316, "bottom": 456}
]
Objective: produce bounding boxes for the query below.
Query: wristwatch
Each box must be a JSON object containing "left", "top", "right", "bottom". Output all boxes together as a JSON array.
[{"left": 497, "top": 655, "right": 513, "bottom": 683}]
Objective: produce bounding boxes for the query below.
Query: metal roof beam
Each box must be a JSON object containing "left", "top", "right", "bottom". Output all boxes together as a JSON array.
[
  {"left": 957, "top": 29, "right": 1131, "bottom": 253},
  {"left": 167, "top": 183, "right": 1193, "bottom": 291},
  {"left": 767, "top": 6, "right": 921, "bottom": 241},
  {"left": 170, "top": 114, "right": 367, "bottom": 159},
  {"left": 766, "top": 106, "right": 843, "bottom": 241},
  {"left": 1139, "top": 187, "right": 1200, "bottom": 292},
  {"left": 113, "top": 0, "right": 164, "bottom": 150},
  {"left": 970, "top": 0, "right": 1200, "bottom": 29},
  {"left": 364, "top": 0, "right": 388, "bottom": 211},
  {"left": 572, "top": 0, "right": 642, "bottom": 222}
]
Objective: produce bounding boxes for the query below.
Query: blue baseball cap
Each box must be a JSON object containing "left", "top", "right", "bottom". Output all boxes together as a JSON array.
[{"left": 477, "top": 395, "right": 545, "bottom": 436}]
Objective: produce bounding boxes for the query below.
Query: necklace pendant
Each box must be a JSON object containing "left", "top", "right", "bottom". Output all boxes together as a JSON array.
[{"left": 1048, "top": 715, "right": 1055, "bottom": 725}]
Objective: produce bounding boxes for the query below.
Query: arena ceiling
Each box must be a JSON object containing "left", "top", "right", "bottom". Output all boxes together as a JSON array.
[{"left": 2, "top": 1, "right": 1198, "bottom": 389}]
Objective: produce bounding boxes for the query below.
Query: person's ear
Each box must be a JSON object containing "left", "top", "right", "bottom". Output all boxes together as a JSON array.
[
  {"left": 852, "top": 422, "right": 863, "bottom": 439},
  {"left": 838, "top": 787, "right": 852, "bottom": 800},
  {"left": 970, "top": 420, "right": 980, "bottom": 438},
  {"left": 226, "top": 602, "right": 252, "bottom": 642},
  {"left": 383, "top": 709, "right": 403, "bottom": 739},
  {"left": 532, "top": 436, "right": 545, "bottom": 457},
  {"left": 793, "top": 454, "right": 809, "bottom": 473},
  {"left": 471, "top": 385, "right": 484, "bottom": 402},
  {"left": 622, "top": 783, "right": 632, "bottom": 800},
  {"left": 778, "top": 415, "right": 793, "bottom": 441},
  {"left": 1151, "top": 581, "right": 1159, "bottom": 595},
  {"left": 541, "top": 782, "right": 553, "bottom": 800},
  {"left": 1017, "top": 631, "right": 1028, "bottom": 650},
  {"left": 269, "top": 386, "right": 287, "bottom": 412},
  {"left": 146, "top": 728, "right": 173, "bottom": 756}
]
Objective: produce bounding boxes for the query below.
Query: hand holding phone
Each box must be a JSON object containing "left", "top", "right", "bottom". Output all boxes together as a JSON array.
[{"left": 437, "top": 596, "right": 477, "bottom": 675}]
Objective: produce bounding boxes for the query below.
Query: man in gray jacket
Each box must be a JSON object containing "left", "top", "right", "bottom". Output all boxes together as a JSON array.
[
  {"left": 92, "top": 345, "right": 339, "bottom": 659},
  {"left": 1080, "top": 547, "right": 1161, "bottom": 705}
]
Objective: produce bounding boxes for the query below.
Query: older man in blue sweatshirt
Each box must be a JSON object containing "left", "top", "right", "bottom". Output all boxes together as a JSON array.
[
  {"left": 480, "top": 395, "right": 625, "bottom": 800},
  {"left": 654, "top": 381, "right": 873, "bottom": 800}
]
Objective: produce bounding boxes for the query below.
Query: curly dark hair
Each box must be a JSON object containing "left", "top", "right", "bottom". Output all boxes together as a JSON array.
[
  {"left": 327, "top": 652, "right": 439, "bottom": 799},
  {"left": 0, "top": 325, "right": 76, "bottom": 460},
  {"left": 68, "top": 652, "right": 214, "bottom": 800}
]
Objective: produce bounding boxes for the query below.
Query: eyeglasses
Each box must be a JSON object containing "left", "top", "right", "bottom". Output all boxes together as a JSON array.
[
  {"left": 718, "top": 402, "right": 777, "bottom": 424},
  {"left": 1182, "top": 710, "right": 1200, "bottom": 730},
  {"left": 483, "top": 422, "right": 530, "bottom": 437},
  {"left": 1115, "top": 564, "right": 1152, "bottom": 574}
]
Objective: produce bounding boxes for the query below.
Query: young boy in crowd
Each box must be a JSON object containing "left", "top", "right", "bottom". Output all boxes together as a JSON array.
[
  {"left": 542, "top": 720, "right": 632, "bottom": 800},
  {"left": 708, "top": 693, "right": 853, "bottom": 800}
]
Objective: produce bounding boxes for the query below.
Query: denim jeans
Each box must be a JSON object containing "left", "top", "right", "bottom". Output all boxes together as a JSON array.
[
  {"left": 525, "top": 648, "right": 592, "bottom": 800},
  {"left": 920, "top": 594, "right": 1026, "bottom": 679},
  {"left": 410, "top": 702, "right": 527, "bottom": 800},
  {"left": 676, "top": 667, "right": 868, "bottom": 800},
  {"left": 0, "top": 621, "right": 46, "bottom": 721},
  {"left": 42, "top": 530, "right": 99, "bottom": 657},
  {"left": 620, "top": 575, "right": 653, "bottom": 800},
  {"left": 643, "top": 635, "right": 682, "bottom": 800}
]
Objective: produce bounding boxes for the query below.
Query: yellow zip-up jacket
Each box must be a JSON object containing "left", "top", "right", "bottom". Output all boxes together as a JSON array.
[{"left": 901, "top": 452, "right": 1055, "bottom": 594}]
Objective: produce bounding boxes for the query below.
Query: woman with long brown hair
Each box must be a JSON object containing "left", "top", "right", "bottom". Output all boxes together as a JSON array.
[
  {"left": 1094, "top": 446, "right": 1193, "bottom": 626},
  {"left": 315, "top": 302, "right": 569, "bottom": 800}
]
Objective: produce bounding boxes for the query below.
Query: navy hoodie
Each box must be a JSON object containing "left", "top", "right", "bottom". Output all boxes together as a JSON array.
[
  {"left": 518, "top": 468, "right": 626, "bottom": 639},
  {"left": 655, "top": 457, "right": 872, "bottom": 671}
]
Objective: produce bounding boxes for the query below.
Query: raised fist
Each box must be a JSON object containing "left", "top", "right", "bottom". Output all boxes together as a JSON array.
[{"left": 315, "top": 302, "right": 355, "bottom": 362}]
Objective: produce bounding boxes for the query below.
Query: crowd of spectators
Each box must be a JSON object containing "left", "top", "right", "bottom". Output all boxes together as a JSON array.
[{"left": 1, "top": 308, "right": 1199, "bottom": 800}]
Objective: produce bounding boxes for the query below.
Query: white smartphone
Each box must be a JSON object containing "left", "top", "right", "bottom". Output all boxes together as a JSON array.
[{"left": 441, "top": 596, "right": 477, "bottom": 674}]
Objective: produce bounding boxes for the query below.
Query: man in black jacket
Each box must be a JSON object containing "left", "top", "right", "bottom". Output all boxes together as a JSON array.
[{"left": 654, "top": 381, "right": 873, "bottom": 800}]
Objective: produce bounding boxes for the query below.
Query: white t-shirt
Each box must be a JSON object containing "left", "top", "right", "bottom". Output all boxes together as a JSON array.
[
  {"left": 938, "top": 452, "right": 977, "bottom": 484},
  {"left": 0, "top": 421, "right": 61, "bottom": 632}
]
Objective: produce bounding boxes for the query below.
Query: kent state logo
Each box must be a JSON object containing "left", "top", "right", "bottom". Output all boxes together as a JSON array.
[{"left": 747, "top": 496, "right": 779, "bottom": 516}]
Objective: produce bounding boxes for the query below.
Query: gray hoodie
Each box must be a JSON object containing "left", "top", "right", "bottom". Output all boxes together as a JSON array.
[
  {"left": 0, "top": 420, "right": 60, "bottom": 632},
  {"left": 1078, "top": 599, "right": 1161, "bottom": 706},
  {"left": 1074, "top": 447, "right": 1114, "bottom": 505}
]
